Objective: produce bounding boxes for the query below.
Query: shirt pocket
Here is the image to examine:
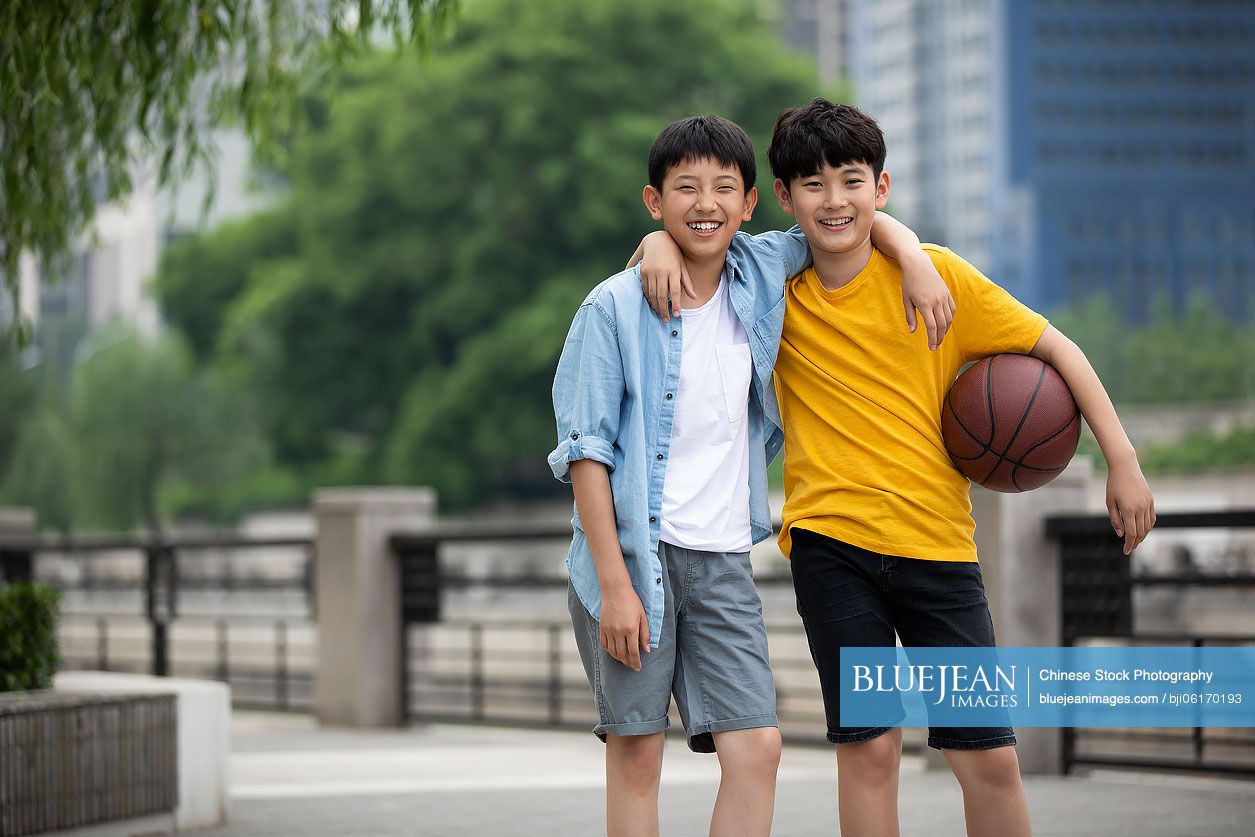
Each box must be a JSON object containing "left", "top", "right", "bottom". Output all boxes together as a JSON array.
[{"left": 716, "top": 342, "right": 752, "bottom": 423}]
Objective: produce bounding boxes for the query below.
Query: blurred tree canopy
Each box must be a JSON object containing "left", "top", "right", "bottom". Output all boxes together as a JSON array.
[
  {"left": 1049, "top": 293, "right": 1255, "bottom": 405},
  {"left": 1, "top": 0, "right": 459, "bottom": 341},
  {"left": 2, "top": 327, "right": 268, "bottom": 533},
  {"left": 153, "top": 0, "right": 825, "bottom": 511}
]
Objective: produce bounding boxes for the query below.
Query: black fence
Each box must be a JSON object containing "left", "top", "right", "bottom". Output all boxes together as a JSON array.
[
  {"left": 0, "top": 534, "right": 315, "bottom": 713},
  {"left": 1047, "top": 509, "right": 1255, "bottom": 777}
]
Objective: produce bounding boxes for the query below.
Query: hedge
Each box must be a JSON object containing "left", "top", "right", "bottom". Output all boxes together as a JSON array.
[{"left": 0, "top": 581, "right": 62, "bottom": 692}]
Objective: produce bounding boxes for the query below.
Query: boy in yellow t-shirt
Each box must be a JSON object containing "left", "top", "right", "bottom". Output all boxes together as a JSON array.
[{"left": 765, "top": 99, "right": 1155, "bottom": 836}]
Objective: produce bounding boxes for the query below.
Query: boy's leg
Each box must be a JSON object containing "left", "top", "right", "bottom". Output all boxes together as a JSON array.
[
  {"left": 890, "top": 558, "right": 1031, "bottom": 837},
  {"left": 666, "top": 543, "right": 780, "bottom": 837},
  {"left": 606, "top": 731, "right": 665, "bottom": 837},
  {"left": 568, "top": 580, "right": 676, "bottom": 836},
  {"left": 836, "top": 727, "right": 903, "bottom": 837},
  {"left": 942, "top": 747, "right": 1032, "bottom": 837},
  {"left": 709, "top": 727, "right": 781, "bottom": 837},
  {"left": 789, "top": 529, "right": 906, "bottom": 836}
]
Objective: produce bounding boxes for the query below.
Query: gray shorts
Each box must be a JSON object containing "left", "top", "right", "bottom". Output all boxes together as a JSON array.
[{"left": 568, "top": 540, "right": 778, "bottom": 753}]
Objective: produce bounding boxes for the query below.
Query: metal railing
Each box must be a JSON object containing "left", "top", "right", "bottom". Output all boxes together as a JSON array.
[
  {"left": 1047, "top": 509, "right": 1255, "bottom": 777},
  {"left": 0, "top": 533, "right": 316, "bottom": 713}
]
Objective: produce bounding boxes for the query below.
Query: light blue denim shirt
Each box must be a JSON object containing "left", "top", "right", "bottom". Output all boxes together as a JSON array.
[{"left": 548, "top": 229, "right": 808, "bottom": 646}]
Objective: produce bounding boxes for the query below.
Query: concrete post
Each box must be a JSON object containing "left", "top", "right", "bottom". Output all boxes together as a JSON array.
[{"left": 313, "top": 488, "right": 437, "bottom": 727}]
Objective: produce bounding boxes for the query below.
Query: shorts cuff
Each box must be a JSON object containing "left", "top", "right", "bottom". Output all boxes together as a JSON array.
[
  {"left": 687, "top": 714, "right": 780, "bottom": 754},
  {"left": 594, "top": 715, "right": 670, "bottom": 742},
  {"left": 829, "top": 725, "right": 895, "bottom": 745},
  {"left": 829, "top": 708, "right": 907, "bottom": 744},
  {"left": 928, "top": 734, "right": 1017, "bottom": 751}
]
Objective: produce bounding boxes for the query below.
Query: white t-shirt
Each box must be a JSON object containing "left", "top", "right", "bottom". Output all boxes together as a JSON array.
[{"left": 659, "top": 276, "right": 753, "bottom": 552}]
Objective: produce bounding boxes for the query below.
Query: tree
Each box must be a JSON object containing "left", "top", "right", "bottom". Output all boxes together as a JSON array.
[
  {"left": 0, "top": 344, "right": 34, "bottom": 479},
  {"left": 153, "top": 0, "right": 828, "bottom": 510},
  {"left": 1, "top": 0, "right": 459, "bottom": 339},
  {"left": 3, "top": 326, "right": 270, "bottom": 533},
  {"left": 1052, "top": 292, "right": 1255, "bottom": 405}
]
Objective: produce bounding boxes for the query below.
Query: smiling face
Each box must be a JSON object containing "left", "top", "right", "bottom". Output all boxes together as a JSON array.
[
  {"left": 643, "top": 157, "right": 758, "bottom": 263},
  {"left": 774, "top": 162, "right": 889, "bottom": 259}
]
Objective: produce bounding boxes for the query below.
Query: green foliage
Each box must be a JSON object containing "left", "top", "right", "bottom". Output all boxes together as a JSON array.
[
  {"left": 0, "top": 582, "right": 62, "bottom": 692},
  {"left": 1140, "top": 426, "right": 1255, "bottom": 475},
  {"left": 2, "top": 326, "right": 272, "bottom": 531},
  {"left": 155, "top": 212, "right": 299, "bottom": 363},
  {"left": 1, "top": 0, "right": 459, "bottom": 342},
  {"left": 1050, "top": 292, "right": 1255, "bottom": 405},
  {"left": 154, "top": 0, "right": 828, "bottom": 511},
  {"left": 2, "top": 406, "right": 76, "bottom": 533},
  {"left": 0, "top": 344, "right": 34, "bottom": 479}
]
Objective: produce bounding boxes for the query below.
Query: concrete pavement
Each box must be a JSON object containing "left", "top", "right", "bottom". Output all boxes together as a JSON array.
[{"left": 203, "top": 711, "right": 1254, "bottom": 836}]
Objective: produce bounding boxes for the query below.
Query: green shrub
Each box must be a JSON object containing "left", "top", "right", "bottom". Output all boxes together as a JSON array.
[{"left": 0, "top": 581, "right": 62, "bottom": 692}]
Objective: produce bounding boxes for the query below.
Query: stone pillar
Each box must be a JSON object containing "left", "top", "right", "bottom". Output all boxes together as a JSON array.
[{"left": 313, "top": 488, "right": 437, "bottom": 727}]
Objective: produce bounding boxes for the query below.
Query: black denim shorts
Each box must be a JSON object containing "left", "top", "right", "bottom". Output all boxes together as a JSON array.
[{"left": 790, "top": 527, "right": 1017, "bottom": 751}]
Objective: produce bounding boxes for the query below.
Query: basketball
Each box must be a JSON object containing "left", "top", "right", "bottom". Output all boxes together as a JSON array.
[{"left": 941, "top": 353, "right": 1081, "bottom": 493}]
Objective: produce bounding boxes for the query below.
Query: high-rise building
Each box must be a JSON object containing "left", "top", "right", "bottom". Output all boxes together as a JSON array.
[
  {"left": 781, "top": 0, "right": 854, "bottom": 85},
  {"left": 846, "top": 0, "right": 1255, "bottom": 320}
]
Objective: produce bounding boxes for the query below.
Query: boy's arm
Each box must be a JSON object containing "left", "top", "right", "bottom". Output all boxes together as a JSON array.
[
  {"left": 629, "top": 218, "right": 957, "bottom": 350},
  {"left": 1030, "top": 325, "right": 1156, "bottom": 554},
  {"left": 548, "top": 299, "right": 649, "bottom": 671},
  {"left": 570, "top": 460, "right": 650, "bottom": 672},
  {"left": 871, "top": 211, "right": 956, "bottom": 351},
  {"left": 629, "top": 231, "right": 693, "bottom": 323}
]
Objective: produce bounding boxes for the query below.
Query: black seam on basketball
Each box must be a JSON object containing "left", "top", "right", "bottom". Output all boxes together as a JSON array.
[
  {"left": 945, "top": 397, "right": 992, "bottom": 459},
  {"left": 984, "top": 356, "right": 996, "bottom": 450},
  {"left": 1012, "top": 463, "right": 1067, "bottom": 491},
  {"left": 1017, "top": 408, "right": 1081, "bottom": 462},
  {"left": 978, "top": 362, "right": 1047, "bottom": 485}
]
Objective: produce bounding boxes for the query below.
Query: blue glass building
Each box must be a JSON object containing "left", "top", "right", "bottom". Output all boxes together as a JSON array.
[{"left": 851, "top": 0, "right": 1255, "bottom": 320}]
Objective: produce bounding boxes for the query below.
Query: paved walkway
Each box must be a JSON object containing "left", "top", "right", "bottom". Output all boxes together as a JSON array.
[{"left": 205, "top": 711, "right": 1254, "bottom": 836}]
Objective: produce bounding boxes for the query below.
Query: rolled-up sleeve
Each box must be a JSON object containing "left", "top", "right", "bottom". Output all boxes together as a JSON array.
[{"left": 548, "top": 298, "right": 623, "bottom": 483}]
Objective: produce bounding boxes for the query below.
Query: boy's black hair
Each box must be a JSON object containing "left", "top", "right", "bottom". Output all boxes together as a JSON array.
[
  {"left": 647, "top": 115, "right": 756, "bottom": 193},
  {"left": 768, "top": 98, "right": 887, "bottom": 185}
]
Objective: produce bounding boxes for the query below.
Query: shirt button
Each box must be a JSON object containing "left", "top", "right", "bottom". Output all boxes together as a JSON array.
[
  {"left": 570, "top": 431, "right": 580, "bottom": 440},
  {"left": 656, "top": 453, "right": 663, "bottom": 460},
  {"left": 649, "top": 516, "right": 656, "bottom": 523},
  {"left": 671, "top": 330, "right": 678, "bottom": 337},
  {"left": 665, "top": 393, "right": 673, "bottom": 400}
]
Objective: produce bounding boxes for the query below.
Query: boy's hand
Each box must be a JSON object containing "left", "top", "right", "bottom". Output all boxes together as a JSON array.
[
  {"left": 900, "top": 252, "right": 956, "bottom": 350},
  {"left": 599, "top": 585, "right": 651, "bottom": 671},
  {"left": 1106, "top": 456, "right": 1156, "bottom": 555},
  {"left": 635, "top": 231, "right": 693, "bottom": 322}
]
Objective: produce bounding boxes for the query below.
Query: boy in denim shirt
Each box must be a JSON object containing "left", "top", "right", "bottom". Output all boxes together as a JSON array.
[{"left": 549, "top": 115, "right": 946, "bottom": 836}]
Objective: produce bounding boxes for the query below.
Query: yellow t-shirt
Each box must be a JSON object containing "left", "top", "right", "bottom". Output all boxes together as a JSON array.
[{"left": 774, "top": 244, "right": 1049, "bottom": 562}]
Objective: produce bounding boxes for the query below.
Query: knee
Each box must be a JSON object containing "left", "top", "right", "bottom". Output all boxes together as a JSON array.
[
  {"left": 608, "top": 734, "right": 664, "bottom": 786},
  {"left": 946, "top": 746, "right": 1023, "bottom": 792},
  {"left": 716, "top": 726, "right": 782, "bottom": 783},
  {"left": 837, "top": 732, "right": 900, "bottom": 786}
]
